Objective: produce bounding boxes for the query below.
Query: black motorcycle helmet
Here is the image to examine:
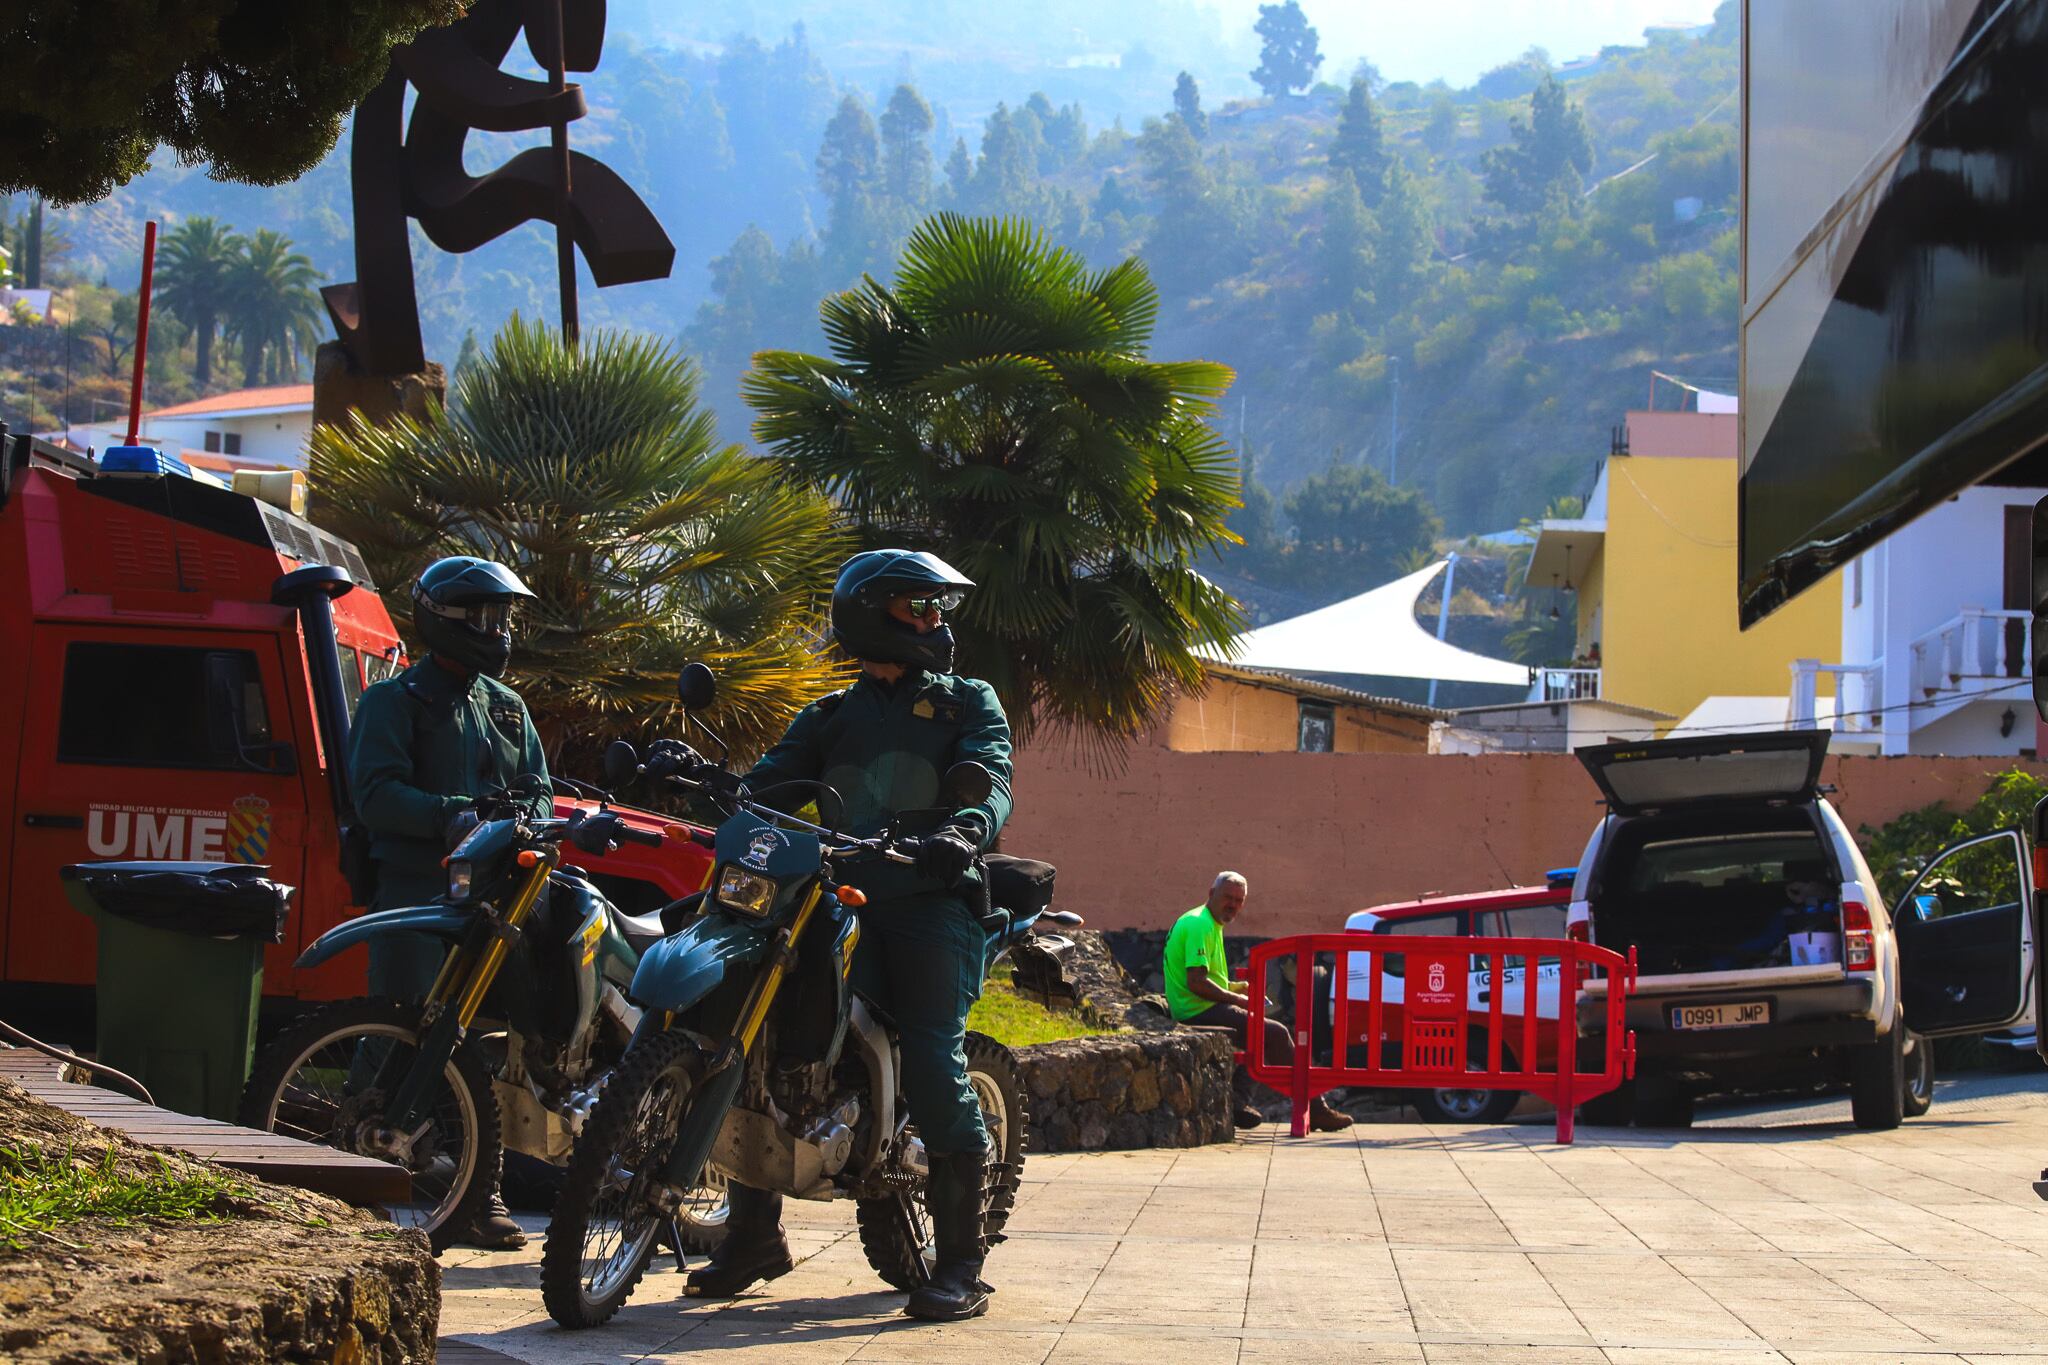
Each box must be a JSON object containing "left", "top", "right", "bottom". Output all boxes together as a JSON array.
[
  {"left": 412, "top": 555, "right": 536, "bottom": 678},
  {"left": 831, "top": 549, "right": 974, "bottom": 672}
]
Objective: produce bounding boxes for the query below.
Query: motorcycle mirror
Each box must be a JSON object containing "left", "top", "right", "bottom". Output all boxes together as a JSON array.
[
  {"left": 603, "top": 740, "right": 640, "bottom": 791},
  {"left": 678, "top": 661, "right": 717, "bottom": 711},
  {"left": 943, "top": 761, "right": 994, "bottom": 808}
]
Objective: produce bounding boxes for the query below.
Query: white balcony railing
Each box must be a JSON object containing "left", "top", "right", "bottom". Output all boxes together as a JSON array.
[
  {"left": 1791, "top": 608, "right": 2029, "bottom": 739},
  {"left": 1908, "top": 608, "right": 2029, "bottom": 700},
  {"left": 1532, "top": 667, "right": 1601, "bottom": 702}
]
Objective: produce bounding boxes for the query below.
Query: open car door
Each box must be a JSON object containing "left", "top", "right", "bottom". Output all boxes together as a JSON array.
[{"left": 1895, "top": 828, "right": 2033, "bottom": 1037}]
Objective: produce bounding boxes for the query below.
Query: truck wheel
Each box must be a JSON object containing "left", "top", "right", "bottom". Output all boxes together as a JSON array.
[
  {"left": 238, "top": 997, "right": 499, "bottom": 1253},
  {"left": 1577, "top": 1081, "right": 1636, "bottom": 1127},
  {"left": 1850, "top": 1012, "right": 1906, "bottom": 1130},
  {"left": 1900, "top": 1028, "right": 1934, "bottom": 1118},
  {"left": 1413, "top": 1087, "right": 1520, "bottom": 1124},
  {"left": 1633, "top": 1076, "right": 1694, "bottom": 1129}
]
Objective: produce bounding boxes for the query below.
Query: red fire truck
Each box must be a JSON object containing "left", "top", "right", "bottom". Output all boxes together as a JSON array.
[{"left": 0, "top": 429, "right": 714, "bottom": 1013}]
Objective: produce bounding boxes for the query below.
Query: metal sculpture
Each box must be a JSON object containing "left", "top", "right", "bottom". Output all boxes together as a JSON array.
[{"left": 323, "top": 0, "right": 673, "bottom": 375}]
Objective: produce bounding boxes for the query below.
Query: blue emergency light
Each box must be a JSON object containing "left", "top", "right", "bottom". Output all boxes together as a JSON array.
[
  {"left": 1545, "top": 867, "right": 1577, "bottom": 888},
  {"left": 98, "top": 444, "right": 191, "bottom": 478}
]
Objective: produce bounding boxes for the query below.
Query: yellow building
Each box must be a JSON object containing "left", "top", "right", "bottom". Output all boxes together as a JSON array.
[
  {"left": 1524, "top": 411, "right": 1841, "bottom": 730},
  {"left": 1157, "top": 663, "right": 1438, "bottom": 753}
]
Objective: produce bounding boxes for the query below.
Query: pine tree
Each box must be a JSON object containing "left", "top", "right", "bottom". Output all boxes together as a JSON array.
[
  {"left": 815, "top": 94, "right": 880, "bottom": 205},
  {"left": 879, "top": 84, "right": 935, "bottom": 211},
  {"left": 1173, "top": 71, "right": 1207, "bottom": 140},
  {"left": 943, "top": 138, "right": 974, "bottom": 204},
  {"left": 1481, "top": 74, "right": 1593, "bottom": 214},
  {"left": 1318, "top": 174, "right": 1374, "bottom": 322},
  {"left": 1371, "top": 159, "right": 1431, "bottom": 315},
  {"left": 1250, "top": 1, "right": 1322, "bottom": 99},
  {"left": 1330, "top": 77, "right": 1388, "bottom": 204}
]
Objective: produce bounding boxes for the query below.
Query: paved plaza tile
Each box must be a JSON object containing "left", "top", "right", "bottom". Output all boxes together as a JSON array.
[{"left": 442, "top": 1099, "right": 2048, "bottom": 1364}]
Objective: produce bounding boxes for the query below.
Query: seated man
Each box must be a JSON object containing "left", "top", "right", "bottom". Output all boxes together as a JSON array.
[{"left": 1165, "top": 871, "right": 1352, "bottom": 1133}]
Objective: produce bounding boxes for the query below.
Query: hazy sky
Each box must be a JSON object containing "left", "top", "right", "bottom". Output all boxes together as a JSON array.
[{"left": 1200, "top": 0, "right": 1726, "bottom": 88}]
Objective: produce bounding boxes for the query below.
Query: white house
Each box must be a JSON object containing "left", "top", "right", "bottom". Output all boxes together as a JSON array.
[
  {"left": 72, "top": 383, "right": 313, "bottom": 471},
  {"left": 1788, "top": 483, "right": 2040, "bottom": 756}
]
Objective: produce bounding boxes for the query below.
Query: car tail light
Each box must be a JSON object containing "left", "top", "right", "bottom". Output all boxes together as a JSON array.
[
  {"left": 1567, "top": 919, "right": 1589, "bottom": 945},
  {"left": 2033, "top": 844, "right": 2048, "bottom": 891},
  {"left": 1841, "top": 900, "right": 1874, "bottom": 970}
]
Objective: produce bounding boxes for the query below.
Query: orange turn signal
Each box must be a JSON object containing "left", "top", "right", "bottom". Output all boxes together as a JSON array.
[
  {"left": 837, "top": 885, "right": 868, "bottom": 907},
  {"left": 516, "top": 850, "right": 541, "bottom": 868},
  {"left": 664, "top": 824, "right": 690, "bottom": 840}
]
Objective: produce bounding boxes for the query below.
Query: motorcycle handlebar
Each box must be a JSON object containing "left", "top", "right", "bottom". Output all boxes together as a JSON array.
[{"left": 617, "top": 824, "right": 665, "bottom": 848}]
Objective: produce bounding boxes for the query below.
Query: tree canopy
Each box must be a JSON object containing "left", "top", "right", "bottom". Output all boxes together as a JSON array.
[
  {"left": 1, "top": 1, "right": 464, "bottom": 204},
  {"left": 308, "top": 316, "right": 848, "bottom": 767},
  {"left": 1250, "top": 1, "right": 1322, "bottom": 99},
  {"left": 742, "top": 213, "right": 1244, "bottom": 756}
]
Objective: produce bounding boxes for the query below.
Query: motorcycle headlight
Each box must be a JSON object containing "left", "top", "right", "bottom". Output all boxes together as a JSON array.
[
  {"left": 447, "top": 860, "right": 474, "bottom": 903},
  {"left": 716, "top": 864, "right": 777, "bottom": 917}
]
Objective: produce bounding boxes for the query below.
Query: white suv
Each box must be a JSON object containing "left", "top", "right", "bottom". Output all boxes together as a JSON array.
[{"left": 1568, "top": 730, "right": 2034, "bottom": 1130}]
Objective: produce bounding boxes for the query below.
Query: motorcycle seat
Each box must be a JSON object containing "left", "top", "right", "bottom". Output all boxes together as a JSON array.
[{"left": 610, "top": 906, "right": 669, "bottom": 955}]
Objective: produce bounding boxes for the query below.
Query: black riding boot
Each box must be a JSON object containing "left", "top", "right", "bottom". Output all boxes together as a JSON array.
[
  {"left": 905, "top": 1152, "right": 990, "bottom": 1321},
  {"left": 454, "top": 1150, "right": 527, "bottom": 1250},
  {"left": 685, "top": 1183, "right": 795, "bottom": 1298}
]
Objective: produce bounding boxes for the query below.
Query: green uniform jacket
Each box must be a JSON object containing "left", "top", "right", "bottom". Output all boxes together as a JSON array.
[
  {"left": 743, "top": 669, "right": 1012, "bottom": 903},
  {"left": 348, "top": 656, "right": 552, "bottom": 896}
]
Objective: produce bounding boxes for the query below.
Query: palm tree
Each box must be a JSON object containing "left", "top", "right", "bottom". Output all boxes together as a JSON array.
[
  {"left": 744, "top": 213, "right": 1245, "bottom": 757},
  {"left": 308, "top": 316, "right": 849, "bottom": 768},
  {"left": 155, "top": 216, "right": 239, "bottom": 387},
  {"left": 224, "top": 229, "right": 324, "bottom": 387}
]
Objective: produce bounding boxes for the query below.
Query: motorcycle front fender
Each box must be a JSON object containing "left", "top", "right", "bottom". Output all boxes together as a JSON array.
[
  {"left": 294, "top": 903, "right": 472, "bottom": 969},
  {"left": 630, "top": 911, "right": 775, "bottom": 1014}
]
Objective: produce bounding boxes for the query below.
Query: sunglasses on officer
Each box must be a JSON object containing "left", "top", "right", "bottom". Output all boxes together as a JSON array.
[{"left": 900, "top": 590, "right": 965, "bottom": 616}]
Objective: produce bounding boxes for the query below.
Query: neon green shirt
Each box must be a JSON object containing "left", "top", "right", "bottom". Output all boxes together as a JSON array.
[{"left": 1164, "top": 904, "right": 1229, "bottom": 1021}]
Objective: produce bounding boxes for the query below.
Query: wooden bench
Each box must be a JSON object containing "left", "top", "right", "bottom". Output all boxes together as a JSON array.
[{"left": 0, "top": 1047, "right": 410, "bottom": 1206}]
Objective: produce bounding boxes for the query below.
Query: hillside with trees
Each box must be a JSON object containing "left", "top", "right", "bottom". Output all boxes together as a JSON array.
[{"left": 4, "top": 2, "right": 1736, "bottom": 641}]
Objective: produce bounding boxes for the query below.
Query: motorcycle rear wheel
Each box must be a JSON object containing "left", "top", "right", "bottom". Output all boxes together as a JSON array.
[
  {"left": 856, "top": 1031, "right": 1027, "bottom": 1291},
  {"left": 541, "top": 1028, "right": 705, "bottom": 1328},
  {"left": 237, "top": 997, "right": 498, "bottom": 1253}
]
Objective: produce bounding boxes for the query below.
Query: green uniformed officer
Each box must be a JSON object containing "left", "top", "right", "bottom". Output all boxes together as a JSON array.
[
  {"left": 685, "top": 549, "right": 1012, "bottom": 1323},
  {"left": 347, "top": 554, "right": 550, "bottom": 1250}
]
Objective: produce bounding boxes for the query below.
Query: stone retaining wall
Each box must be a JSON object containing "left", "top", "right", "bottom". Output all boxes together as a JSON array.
[{"left": 1017, "top": 1028, "right": 1236, "bottom": 1152}]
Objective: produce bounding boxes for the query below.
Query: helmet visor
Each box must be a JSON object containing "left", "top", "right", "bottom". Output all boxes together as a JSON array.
[{"left": 467, "top": 600, "right": 515, "bottom": 635}]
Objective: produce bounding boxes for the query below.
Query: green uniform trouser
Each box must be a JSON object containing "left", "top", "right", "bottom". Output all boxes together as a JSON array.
[
  {"left": 365, "top": 871, "right": 450, "bottom": 1002},
  {"left": 848, "top": 893, "right": 989, "bottom": 1157}
]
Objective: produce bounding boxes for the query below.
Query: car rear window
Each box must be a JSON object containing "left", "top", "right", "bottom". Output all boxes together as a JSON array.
[{"left": 1625, "top": 833, "right": 1826, "bottom": 894}]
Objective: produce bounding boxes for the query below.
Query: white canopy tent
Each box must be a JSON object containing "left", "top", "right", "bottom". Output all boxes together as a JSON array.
[{"left": 1209, "top": 561, "right": 1531, "bottom": 686}]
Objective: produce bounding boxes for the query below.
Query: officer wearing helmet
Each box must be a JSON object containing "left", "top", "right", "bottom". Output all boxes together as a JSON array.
[
  {"left": 347, "top": 554, "right": 550, "bottom": 1250},
  {"left": 685, "top": 549, "right": 1012, "bottom": 1322}
]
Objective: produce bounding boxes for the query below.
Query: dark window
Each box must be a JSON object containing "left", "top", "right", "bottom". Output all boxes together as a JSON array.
[
  {"left": 363, "top": 650, "right": 402, "bottom": 685},
  {"left": 203, "top": 430, "right": 221, "bottom": 453},
  {"left": 1298, "top": 700, "right": 1334, "bottom": 752},
  {"left": 1376, "top": 911, "right": 1461, "bottom": 976},
  {"left": 58, "top": 643, "right": 274, "bottom": 770},
  {"left": 337, "top": 644, "right": 364, "bottom": 720},
  {"left": 1474, "top": 903, "right": 1569, "bottom": 940},
  {"left": 222, "top": 432, "right": 242, "bottom": 456}
]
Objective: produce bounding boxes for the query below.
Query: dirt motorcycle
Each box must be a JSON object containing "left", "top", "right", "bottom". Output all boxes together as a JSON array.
[
  {"left": 540, "top": 663, "right": 1079, "bottom": 1328},
  {"left": 238, "top": 776, "right": 728, "bottom": 1252}
]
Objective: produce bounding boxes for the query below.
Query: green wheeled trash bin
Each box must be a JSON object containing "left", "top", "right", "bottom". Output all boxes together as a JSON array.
[{"left": 60, "top": 861, "right": 294, "bottom": 1121}]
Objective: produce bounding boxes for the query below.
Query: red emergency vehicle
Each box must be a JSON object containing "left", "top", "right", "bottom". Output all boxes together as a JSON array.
[
  {"left": 0, "top": 429, "right": 714, "bottom": 1012},
  {"left": 1336, "top": 875, "right": 1574, "bottom": 1122}
]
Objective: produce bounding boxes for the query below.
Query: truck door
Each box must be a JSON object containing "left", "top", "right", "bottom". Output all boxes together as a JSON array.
[
  {"left": 1894, "top": 828, "right": 2032, "bottom": 1037},
  {"left": 7, "top": 626, "right": 310, "bottom": 987}
]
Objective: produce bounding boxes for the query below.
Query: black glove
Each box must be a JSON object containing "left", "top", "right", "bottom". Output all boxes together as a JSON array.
[
  {"left": 443, "top": 804, "right": 481, "bottom": 851},
  {"left": 912, "top": 828, "right": 978, "bottom": 886}
]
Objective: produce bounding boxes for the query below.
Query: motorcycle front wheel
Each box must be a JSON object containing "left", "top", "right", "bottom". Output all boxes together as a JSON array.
[
  {"left": 237, "top": 997, "right": 499, "bottom": 1253},
  {"left": 541, "top": 1028, "right": 705, "bottom": 1328},
  {"left": 856, "top": 1030, "right": 1027, "bottom": 1291}
]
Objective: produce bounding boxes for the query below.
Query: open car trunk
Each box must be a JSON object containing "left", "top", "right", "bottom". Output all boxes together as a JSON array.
[{"left": 1589, "top": 806, "right": 1843, "bottom": 978}]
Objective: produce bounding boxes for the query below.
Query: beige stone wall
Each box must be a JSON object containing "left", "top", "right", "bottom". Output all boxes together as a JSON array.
[{"left": 1004, "top": 746, "right": 2045, "bottom": 937}]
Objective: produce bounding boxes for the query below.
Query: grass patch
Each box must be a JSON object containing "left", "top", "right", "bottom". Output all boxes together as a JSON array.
[
  {"left": 0, "top": 1144, "right": 242, "bottom": 1251},
  {"left": 968, "top": 965, "right": 1118, "bottom": 1048}
]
